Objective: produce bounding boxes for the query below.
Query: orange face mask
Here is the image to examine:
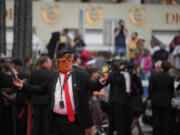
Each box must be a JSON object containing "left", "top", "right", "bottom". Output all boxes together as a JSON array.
[{"left": 56, "top": 54, "right": 73, "bottom": 73}]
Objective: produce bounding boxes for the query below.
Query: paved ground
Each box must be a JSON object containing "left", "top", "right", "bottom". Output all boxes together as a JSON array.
[
  {"left": 132, "top": 123, "right": 152, "bottom": 135},
  {"left": 97, "top": 120, "right": 153, "bottom": 135}
]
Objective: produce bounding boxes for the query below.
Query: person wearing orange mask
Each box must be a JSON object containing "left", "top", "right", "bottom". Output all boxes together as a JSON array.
[
  {"left": 13, "top": 49, "right": 108, "bottom": 135},
  {"left": 56, "top": 51, "right": 74, "bottom": 73}
]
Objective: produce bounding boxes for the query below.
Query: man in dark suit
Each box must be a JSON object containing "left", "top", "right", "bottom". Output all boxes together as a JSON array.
[
  {"left": 14, "top": 49, "right": 108, "bottom": 135},
  {"left": 152, "top": 48, "right": 169, "bottom": 63},
  {"left": 107, "top": 62, "right": 132, "bottom": 135},
  {"left": 148, "top": 61, "right": 175, "bottom": 135},
  {"left": 47, "top": 32, "right": 60, "bottom": 59},
  {"left": 47, "top": 29, "right": 71, "bottom": 60},
  {"left": 73, "top": 52, "right": 84, "bottom": 71},
  {"left": 29, "top": 56, "right": 54, "bottom": 135}
]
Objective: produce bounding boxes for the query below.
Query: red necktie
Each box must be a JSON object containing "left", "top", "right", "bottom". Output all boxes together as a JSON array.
[{"left": 63, "top": 73, "right": 75, "bottom": 122}]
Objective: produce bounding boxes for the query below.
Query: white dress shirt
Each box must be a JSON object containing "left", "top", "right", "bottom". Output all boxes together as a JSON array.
[
  {"left": 121, "top": 71, "right": 131, "bottom": 93},
  {"left": 149, "top": 46, "right": 160, "bottom": 55},
  {"left": 53, "top": 72, "right": 75, "bottom": 115}
]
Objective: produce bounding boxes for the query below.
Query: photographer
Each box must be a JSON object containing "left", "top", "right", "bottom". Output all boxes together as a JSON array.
[{"left": 114, "top": 20, "right": 127, "bottom": 57}]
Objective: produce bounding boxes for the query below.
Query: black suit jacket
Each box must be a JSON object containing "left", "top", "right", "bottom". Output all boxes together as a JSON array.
[
  {"left": 22, "top": 67, "right": 104, "bottom": 133},
  {"left": 107, "top": 71, "right": 129, "bottom": 104},
  {"left": 177, "top": 83, "right": 180, "bottom": 91},
  {"left": 73, "top": 65, "right": 85, "bottom": 71},
  {"left": 29, "top": 67, "right": 54, "bottom": 104},
  {"left": 152, "top": 49, "right": 169, "bottom": 62},
  {"left": 47, "top": 32, "right": 60, "bottom": 59},
  {"left": 148, "top": 71, "right": 175, "bottom": 106}
]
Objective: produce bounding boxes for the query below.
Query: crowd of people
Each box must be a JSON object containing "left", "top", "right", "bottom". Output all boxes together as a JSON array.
[{"left": 0, "top": 24, "right": 180, "bottom": 135}]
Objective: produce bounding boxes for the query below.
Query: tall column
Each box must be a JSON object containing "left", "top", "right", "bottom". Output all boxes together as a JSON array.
[
  {"left": 0, "top": 0, "right": 6, "bottom": 56},
  {"left": 79, "top": 9, "right": 86, "bottom": 40},
  {"left": 24, "top": 0, "right": 32, "bottom": 58},
  {"left": 13, "top": 0, "right": 32, "bottom": 60}
]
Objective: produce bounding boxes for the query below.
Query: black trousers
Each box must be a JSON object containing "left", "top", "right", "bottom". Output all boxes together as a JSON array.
[
  {"left": 31, "top": 104, "right": 49, "bottom": 135},
  {"left": 108, "top": 102, "right": 132, "bottom": 135},
  {"left": 152, "top": 105, "right": 172, "bottom": 135},
  {"left": 3, "top": 105, "right": 14, "bottom": 135},
  {"left": 50, "top": 113, "right": 84, "bottom": 135},
  {"left": 16, "top": 105, "right": 28, "bottom": 135},
  {"left": 0, "top": 99, "right": 5, "bottom": 133}
]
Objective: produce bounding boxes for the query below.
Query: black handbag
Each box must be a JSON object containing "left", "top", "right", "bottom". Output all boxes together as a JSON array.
[{"left": 131, "top": 96, "right": 145, "bottom": 113}]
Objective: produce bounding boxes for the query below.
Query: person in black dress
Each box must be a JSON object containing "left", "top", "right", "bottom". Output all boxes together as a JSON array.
[{"left": 129, "top": 64, "right": 144, "bottom": 135}]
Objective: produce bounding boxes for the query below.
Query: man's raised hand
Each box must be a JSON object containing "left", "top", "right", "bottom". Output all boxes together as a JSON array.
[{"left": 13, "top": 78, "right": 23, "bottom": 89}]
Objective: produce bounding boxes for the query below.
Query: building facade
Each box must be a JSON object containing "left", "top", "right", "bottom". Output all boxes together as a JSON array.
[{"left": 5, "top": 1, "right": 180, "bottom": 53}]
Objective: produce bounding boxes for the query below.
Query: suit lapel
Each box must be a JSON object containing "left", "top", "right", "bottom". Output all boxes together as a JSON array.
[{"left": 72, "top": 70, "right": 79, "bottom": 111}]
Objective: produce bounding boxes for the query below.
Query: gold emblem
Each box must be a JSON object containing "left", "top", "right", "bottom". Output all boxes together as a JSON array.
[
  {"left": 42, "top": 4, "right": 59, "bottom": 23},
  {"left": 86, "top": 6, "right": 103, "bottom": 24},
  {"left": 130, "top": 7, "right": 146, "bottom": 25}
]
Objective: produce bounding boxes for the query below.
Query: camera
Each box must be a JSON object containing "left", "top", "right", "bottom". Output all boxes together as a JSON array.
[{"left": 119, "top": 19, "right": 125, "bottom": 26}]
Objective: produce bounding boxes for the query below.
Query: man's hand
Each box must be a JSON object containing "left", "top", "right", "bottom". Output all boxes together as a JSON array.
[
  {"left": 1, "top": 91, "right": 16, "bottom": 102},
  {"left": 93, "top": 91, "right": 100, "bottom": 97},
  {"left": 13, "top": 78, "right": 23, "bottom": 89},
  {"left": 99, "top": 90, "right": 106, "bottom": 99}
]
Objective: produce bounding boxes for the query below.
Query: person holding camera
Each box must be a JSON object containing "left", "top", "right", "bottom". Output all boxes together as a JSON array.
[{"left": 114, "top": 20, "right": 127, "bottom": 57}]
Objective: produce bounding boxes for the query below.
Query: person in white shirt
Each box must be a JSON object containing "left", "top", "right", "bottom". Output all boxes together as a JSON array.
[
  {"left": 13, "top": 49, "right": 108, "bottom": 135},
  {"left": 148, "top": 40, "right": 160, "bottom": 55}
]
